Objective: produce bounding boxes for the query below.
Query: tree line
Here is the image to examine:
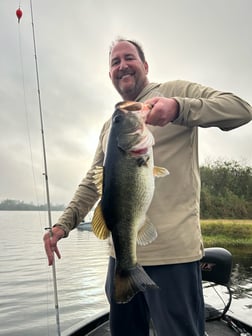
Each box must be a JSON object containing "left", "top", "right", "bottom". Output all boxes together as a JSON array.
[
  {"left": 0, "top": 160, "right": 251, "bottom": 218},
  {"left": 0, "top": 199, "right": 64, "bottom": 211},
  {"left": 200, "top": 160, "right": 252, "bottom": 219}
]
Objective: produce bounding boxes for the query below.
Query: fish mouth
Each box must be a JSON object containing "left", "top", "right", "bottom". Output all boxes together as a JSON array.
[
  {"left": 116, "top": 101, "right": 152, "bottom": 122},
  {"left": 117, "top": 101, "right": 145, "bottom": 112}
]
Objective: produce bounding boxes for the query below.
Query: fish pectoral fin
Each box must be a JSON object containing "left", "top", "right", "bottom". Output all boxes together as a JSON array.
[
  {"left": 153, "top": 166, "right": 169, "bottom": 178},
  {"left": 137, "top": 218, "right": 158, "bottom": 246},
  {"left": 91, "top": 202, "right": 110, "bottom": 239},
  {"left": 93, "top": 166, "right": 104, "bottom": 196}
]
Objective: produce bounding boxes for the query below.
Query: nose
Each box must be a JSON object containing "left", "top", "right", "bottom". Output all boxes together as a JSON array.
[{"left": 119, "top": 59, "right": 129, "bottom": 70}]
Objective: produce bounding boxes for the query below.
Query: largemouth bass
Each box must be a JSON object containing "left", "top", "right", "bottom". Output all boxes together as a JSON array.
[{"left": 92, "top": 101, "right": 169, "bottom": 303}]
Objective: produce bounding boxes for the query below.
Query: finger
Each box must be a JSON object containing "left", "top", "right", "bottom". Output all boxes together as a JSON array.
[
  {"left": 43, "top": 234, "right": 53, "bottom": 265},
  {"left": 144, "top": 97, "right": 159, "bottom": 105},
  {"left": 145, "top": 105, "right": 157, "bottom": 124},
  {"left": 43, "top": 232, "right": 59, "bottom": 266},
  {"left": 140, "top": 103, "right": 153, "bottom": 121},
  {"left": 54, "top": 245, "right": 61, "bottom": 260},
  {"left": 48, "top": 253, "right": 54, "bottom": 266}
]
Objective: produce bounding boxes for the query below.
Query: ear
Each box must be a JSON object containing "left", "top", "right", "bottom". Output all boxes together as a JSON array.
[
  {"left": 109, "top": 71, "right": 112, "bottom": 79},
  {"left": 144, "top": 61, "right": 149, "bottom": 75}
]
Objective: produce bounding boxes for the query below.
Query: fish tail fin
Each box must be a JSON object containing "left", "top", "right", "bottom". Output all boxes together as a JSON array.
[{"left": 114, "top": 264, "right": 158, "bottom": 304}]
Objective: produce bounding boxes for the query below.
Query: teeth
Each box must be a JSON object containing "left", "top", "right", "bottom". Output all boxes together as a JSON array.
[
  {"left": 121, "top": 74, "right": 131, "bottom": 79},
  {"left": 119, "top": 72, "right": 133, "bottom": 79}
]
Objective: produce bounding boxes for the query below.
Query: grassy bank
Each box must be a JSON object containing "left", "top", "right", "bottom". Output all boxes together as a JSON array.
[{"left": 201, "top": 219, "right": 252, "bottom": 248}]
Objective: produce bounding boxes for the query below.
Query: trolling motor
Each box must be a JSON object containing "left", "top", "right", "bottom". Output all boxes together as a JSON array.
[
  {"left": 201, "top": 247, "right": 233, "bottom": 320},
  {"left": 201, "top": 247, "right": 232, "bottom": 285}
]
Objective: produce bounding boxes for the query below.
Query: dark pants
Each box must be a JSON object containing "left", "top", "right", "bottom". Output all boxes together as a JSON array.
[{"left": 105, "top": 257, "right": 205, "bottom": 336}]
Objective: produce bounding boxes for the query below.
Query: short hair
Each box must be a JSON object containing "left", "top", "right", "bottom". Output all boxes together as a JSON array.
[{"left": 109, "top": 37, "right": 146, "bottom": 62}]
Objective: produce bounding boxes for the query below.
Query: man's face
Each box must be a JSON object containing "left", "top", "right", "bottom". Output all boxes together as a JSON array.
[{"left": 109, "top": 41, "right": 149, "bottom": 101}]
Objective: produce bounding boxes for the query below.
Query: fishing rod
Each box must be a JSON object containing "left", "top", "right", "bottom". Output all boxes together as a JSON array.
[
  {"left": 17, "top": 2, "right": 61, "bottom": 335},
  {"left": 29, "top": 1, "right": 61, "bottom": 334}
]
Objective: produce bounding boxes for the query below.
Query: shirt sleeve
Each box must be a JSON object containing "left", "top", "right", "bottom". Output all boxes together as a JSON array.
[
  {"left": 170, "top": 80, "right": 252, "bottom": 130},
  {"left": 54, "top": 121, "right": 110, "bottom": 237}
]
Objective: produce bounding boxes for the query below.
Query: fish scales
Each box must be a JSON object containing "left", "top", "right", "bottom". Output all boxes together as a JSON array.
[{"left": 92, "top": 101, "right": 169, "bottom": 303}]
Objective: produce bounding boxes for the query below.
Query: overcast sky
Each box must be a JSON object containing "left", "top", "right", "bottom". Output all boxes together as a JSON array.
[{"left": 1, "top": 0, "right": 251, "bottom": 205}]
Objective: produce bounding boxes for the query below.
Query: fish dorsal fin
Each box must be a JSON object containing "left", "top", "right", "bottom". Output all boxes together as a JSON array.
[
  {"left": 137, "top": 217, "right": 158, "bottom": 246},
  {"left": 153, "top": 166, "right": 169, "bottom": 178},
  {"left": 93, "top": 166, "right": 104, "bottom": 196},
  {"left": 91, "top": 201, "right": 110, "bottom": 240}
]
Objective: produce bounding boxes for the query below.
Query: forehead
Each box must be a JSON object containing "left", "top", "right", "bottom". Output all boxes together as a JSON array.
[{"left": 110, "top": 41, "right": 139, "bottom": 59}]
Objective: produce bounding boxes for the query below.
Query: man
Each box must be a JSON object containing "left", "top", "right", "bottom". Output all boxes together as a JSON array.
[{"left": 44, "top": 38, "right": 252, "bottom": 335}]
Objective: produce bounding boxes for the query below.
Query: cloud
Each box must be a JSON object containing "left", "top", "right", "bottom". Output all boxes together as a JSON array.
[{"left": 0, "top": 0, "right": 251, "bottom": 204}]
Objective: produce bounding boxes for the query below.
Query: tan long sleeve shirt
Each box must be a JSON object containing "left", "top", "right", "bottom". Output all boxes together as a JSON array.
[{"left": 55, "top": 80, "right": 252, "bottom": 265}]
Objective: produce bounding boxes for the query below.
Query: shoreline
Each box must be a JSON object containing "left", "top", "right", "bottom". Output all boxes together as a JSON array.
[{"left": 201, "top": 219, "right": 252, "bottom": 249}]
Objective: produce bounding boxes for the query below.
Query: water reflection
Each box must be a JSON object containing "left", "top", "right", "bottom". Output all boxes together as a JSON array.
[
  {"left": 231, "top": 263, "right": 252, "bottom": 300},
  {"left": 224, "top": 247, "right": 252, "bottom": 303}
]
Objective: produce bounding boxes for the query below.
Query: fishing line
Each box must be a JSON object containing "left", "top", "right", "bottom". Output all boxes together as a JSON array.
[
  {"left": 17, "top": 2, "right": 62, "bottom": 335},
  {"left": 17, "top": 8, "right": 42, "bottom": 224},
  {"left": 16, "top": 6, "right": 53, "bottom": 336}
]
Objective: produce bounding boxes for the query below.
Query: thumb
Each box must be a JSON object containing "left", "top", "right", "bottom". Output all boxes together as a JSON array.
[{"left": 144, "top": 97, "right": 159, "bottom": 106}]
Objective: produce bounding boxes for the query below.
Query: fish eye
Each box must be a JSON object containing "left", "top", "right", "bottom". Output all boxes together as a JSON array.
[{"left": 113, "top": 114, "right": 123, "bottom": 123}]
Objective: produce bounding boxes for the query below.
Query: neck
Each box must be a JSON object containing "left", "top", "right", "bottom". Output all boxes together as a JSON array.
[{"left": 121, "top": 80, "right": 149, "bottom": 102}]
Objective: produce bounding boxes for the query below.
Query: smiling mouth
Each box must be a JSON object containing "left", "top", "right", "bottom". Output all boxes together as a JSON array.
[
  {"left": 121, "top": 74, "right": 131, "bottom": 79},
  {"left": 118, "top": 71, "right": 134, "bottom": 80}
]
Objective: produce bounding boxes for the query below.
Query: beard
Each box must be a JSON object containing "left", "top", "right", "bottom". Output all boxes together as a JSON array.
[
  {"left": 111, "top": 68, "right": 148, "bottom": 101},
  {"left": 116, "top": 75, "right": 139, "bottom": 101}
]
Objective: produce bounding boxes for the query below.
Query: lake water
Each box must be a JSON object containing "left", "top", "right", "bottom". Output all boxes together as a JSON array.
[{"left": 0, "top": 211, "right": 251, "bottom": 335}]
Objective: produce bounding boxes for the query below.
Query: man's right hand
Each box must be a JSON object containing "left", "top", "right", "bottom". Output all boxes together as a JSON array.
[
  {"left": 43, "top": 226, "right": 65, "bottom": 266},
  {"left": 144, "top": 97, "right": 179, "bottom": 126}
]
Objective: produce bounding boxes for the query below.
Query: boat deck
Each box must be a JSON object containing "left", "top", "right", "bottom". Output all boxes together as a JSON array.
[
  {"left": 84, "top": 320, "right": 239, "bottom": 336},
  {"left": 62, "top": 248, "right": 252, "bottom": 336},
  {"left": 205, "top": 320, "right": 241, "bottom": 336}
]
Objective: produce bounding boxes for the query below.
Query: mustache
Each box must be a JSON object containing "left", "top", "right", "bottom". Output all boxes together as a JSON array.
[{"left": 118, "top": 69, "right": 135, "bottom": 79}]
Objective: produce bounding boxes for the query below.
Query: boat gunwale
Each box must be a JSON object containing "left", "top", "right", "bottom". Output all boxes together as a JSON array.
[
  {"left": 62, "top": 309, "right": 109, "bottom": 336},
  {"left": 62, "top": 308, "right": 252, "bottom": 336}
]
